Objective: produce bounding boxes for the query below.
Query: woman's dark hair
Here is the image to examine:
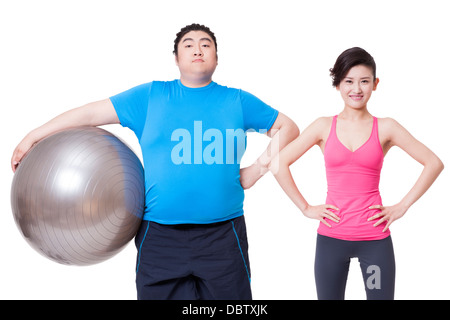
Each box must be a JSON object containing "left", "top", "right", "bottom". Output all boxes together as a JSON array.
[
  {"left": 329, "top": 47, "right": 376, "bottom": 87},
  {"left": 173, "top": 23, "right": 217, "bottom": 56}
]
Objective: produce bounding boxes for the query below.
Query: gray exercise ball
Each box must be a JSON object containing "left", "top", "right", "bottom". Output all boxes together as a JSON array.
[{"left": 11, "top": 127, "right": 145, "bottom": 266}]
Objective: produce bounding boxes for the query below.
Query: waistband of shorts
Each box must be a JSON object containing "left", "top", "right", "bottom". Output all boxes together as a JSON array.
[{"left": 149, "top": 215, "right": 244, "bottom": 230}]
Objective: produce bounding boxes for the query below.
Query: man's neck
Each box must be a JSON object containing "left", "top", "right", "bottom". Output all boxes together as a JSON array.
[{"left": 179, "top": 76, "right": 213, "bottom": 88}]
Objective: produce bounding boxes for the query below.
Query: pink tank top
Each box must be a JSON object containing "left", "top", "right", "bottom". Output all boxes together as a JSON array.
[{"left": 318, "top": 115, "right": 390, "bottom": 241}]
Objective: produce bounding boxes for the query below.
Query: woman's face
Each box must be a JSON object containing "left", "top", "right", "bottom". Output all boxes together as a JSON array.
[{"left": 337, "top": 64, "right": 379, "bottom": 110}]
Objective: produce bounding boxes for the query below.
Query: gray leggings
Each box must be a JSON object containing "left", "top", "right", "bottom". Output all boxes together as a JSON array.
[{"left": 314, "top": 234, "right": 395, "bottom": 300}]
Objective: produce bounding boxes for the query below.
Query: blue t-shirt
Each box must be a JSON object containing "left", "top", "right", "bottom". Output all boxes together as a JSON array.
[{"left": 110, "top": 79, "right": 278, "bottom": 224}]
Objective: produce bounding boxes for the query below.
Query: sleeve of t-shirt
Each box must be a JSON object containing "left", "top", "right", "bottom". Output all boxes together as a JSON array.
[
  {"left": 109, "top": 82, "right": 152, "bottom": 139},
  {"left": 240, "top": 89, "right": 279, "bottom": 132}
]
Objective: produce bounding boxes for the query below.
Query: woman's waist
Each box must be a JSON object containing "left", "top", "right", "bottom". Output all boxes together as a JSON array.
[
  {"left": 326, "top": 171, "right": 380, "bottom": 193},
  {"left": 317, "top": 199, "right": 389, "bottom": 241},
  {"left": 327, "top": 186, "right": 381, "bottom": 197},
  {"left": 325, "top": 192, "right": 381, "bottom": 215}
]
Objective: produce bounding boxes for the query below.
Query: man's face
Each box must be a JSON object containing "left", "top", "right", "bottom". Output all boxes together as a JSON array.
[{"left": 175, "top": 30, "right": 218, "bottom": 86}]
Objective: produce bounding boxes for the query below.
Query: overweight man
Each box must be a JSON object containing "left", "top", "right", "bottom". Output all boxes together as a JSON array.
[{"left": 12, "top": 23, "right": 299, "bottom": 299}]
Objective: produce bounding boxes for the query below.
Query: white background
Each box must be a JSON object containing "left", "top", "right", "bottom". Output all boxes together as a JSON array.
[{"left": 1, "top": 0, "right": 449, "bottom": 300}]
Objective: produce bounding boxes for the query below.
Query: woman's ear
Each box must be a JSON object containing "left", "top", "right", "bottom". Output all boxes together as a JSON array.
[{"left": 373, "top": 78, "right": 380, "bottom": 91}]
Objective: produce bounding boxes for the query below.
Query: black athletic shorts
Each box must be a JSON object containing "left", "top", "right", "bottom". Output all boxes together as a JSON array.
[{"left": 135, "top": 215, "right": 252, "bottom": 300}]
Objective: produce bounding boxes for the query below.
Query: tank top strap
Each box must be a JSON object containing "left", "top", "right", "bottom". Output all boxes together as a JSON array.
[
  {"left": 330, "top": 115, "right": 338, "bottom": 138},
  {"left": 324, "top": 115, "right": 338, "bottom": 154},
  {"left": 371, "top": 116, "right": 379, "bottom": 142},
  {"left": 324, "top": 115, "right": 338, "bottom": 152}
]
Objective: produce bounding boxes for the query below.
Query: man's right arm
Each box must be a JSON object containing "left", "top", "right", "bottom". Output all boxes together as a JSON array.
[{"left": 11, "top": 98, "right": 119, "bottom": 172}]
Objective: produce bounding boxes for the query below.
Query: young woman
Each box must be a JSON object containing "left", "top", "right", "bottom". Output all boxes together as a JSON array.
[{"left": 270, "top": 47, "right": 444, "bottom": 300}]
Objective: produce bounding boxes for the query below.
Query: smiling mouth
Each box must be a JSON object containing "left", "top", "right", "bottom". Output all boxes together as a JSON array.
[{"left": 350, "top": 95, "right": 363, "bottom": 101}]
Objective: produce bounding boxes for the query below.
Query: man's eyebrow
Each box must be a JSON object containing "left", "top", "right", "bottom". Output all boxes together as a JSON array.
[{"left": 182, "top": 37, "right": 212, "bottom": 43}]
